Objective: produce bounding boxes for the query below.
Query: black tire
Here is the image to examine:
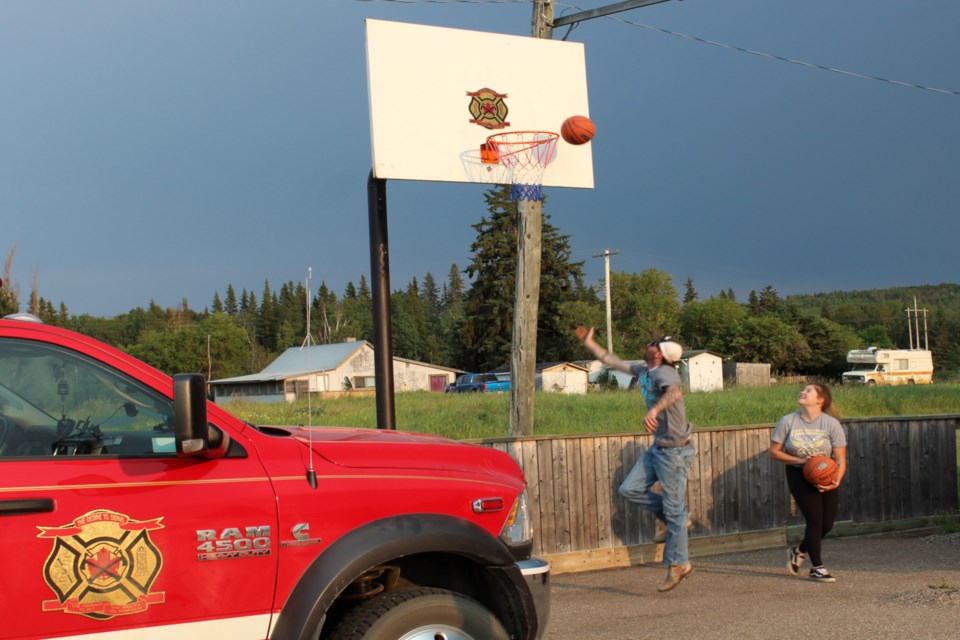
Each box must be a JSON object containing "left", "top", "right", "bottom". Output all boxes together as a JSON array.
[{"left": 329, "top": 587, "right": 510, "bottom": 640}]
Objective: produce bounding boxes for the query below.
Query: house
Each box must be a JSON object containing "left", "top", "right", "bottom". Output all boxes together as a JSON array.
[
  {"left": 209, "top": 340, "right": 459, "bottom": 404},
  {"left": 681, "top": 350, "right": 724, "bottom": 392}
]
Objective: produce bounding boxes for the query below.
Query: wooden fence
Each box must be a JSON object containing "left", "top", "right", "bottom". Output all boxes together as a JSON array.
[{"left": 476, "top": 416, "right": 959, "bottom": 571}]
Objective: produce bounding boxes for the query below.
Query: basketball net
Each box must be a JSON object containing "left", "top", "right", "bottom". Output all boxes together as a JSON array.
[{"left": 485, "top": 131, "right": 559, "bottom": 201}]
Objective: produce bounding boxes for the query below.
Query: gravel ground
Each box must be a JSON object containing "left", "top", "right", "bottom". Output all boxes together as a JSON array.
[{"left": 546, "top": 531, "right": 960, "bottom": 640}]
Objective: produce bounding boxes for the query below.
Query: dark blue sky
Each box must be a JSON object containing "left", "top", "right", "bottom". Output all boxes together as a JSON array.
[{"left": 4, "top": 1, "right": 958, "bottom": 316}]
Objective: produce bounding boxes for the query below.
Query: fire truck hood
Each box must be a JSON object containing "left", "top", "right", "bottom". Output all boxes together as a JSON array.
[{"left": 279, "top": 426, "right": 523, "bottom": 478}]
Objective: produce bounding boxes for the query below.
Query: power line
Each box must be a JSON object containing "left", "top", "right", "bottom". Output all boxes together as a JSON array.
[
  {"left": 355, "top": 0, "right": 959, "bottom": 95},
  {"left": 572, "top": 6, "right": 960, "bottom": 96}
]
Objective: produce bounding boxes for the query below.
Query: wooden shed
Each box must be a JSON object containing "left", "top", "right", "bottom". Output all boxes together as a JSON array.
[{"left": 723, "top": 362, "right": 772, "bottom": 388}]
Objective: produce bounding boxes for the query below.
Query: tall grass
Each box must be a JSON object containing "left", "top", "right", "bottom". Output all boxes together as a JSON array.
[{"left": 224, "top": 383, "right": 960, "bottom": 441}]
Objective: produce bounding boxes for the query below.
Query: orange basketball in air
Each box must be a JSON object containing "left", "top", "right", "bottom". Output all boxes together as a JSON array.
[{"left": 561, "top": 115, "right": 595, "bottom": 145}]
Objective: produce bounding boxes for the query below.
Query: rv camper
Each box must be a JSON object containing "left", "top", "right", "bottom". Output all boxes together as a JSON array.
[{"left": 841, "top": 347, "right": 933, "bottom": 385}]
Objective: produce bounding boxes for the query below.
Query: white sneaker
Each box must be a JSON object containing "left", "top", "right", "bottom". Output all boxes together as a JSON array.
[
  {"left": 787, "top": 546, "right": 806, "bottom": 576},
  {"left": 809, "top": 566, "right": 836, "bottom": 583}
]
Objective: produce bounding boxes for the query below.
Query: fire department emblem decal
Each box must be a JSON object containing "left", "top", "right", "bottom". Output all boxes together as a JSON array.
[
  {"left": 467, "top": 88, "right": 510, "bottom": 129},
  {"left": 37, "top": 509, "right": 165, "bottom": 619}
]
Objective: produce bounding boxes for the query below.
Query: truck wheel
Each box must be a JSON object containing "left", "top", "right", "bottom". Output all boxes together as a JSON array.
[
  {"left": 329, "top": 587, "right": 510, "bottom": 640},
  {"left": 867, "top": 380, "right": 876, "bottom": 386}
]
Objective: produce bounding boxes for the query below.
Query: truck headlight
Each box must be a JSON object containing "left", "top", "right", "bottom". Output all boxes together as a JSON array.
[{"left": 499, "top": 489, "right": 533, "bottom": 549}]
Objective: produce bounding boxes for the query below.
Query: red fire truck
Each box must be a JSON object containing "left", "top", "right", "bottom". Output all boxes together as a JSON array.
[{"left": 0, "top": 315, "right": 549, "bottom": 639}]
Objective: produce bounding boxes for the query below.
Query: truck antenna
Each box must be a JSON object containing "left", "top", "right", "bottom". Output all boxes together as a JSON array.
[{"left": 302, "top": 267, "right": 318, "bottom": 489}]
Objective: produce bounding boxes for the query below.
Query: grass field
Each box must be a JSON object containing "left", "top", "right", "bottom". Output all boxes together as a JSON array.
[{"left": 224, "top": 383, "right": 960, "bottom": 441}]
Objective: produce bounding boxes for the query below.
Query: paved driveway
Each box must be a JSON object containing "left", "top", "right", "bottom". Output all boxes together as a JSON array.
[{"left": 546, "top": 531, "right": 960, "bottom": 640}]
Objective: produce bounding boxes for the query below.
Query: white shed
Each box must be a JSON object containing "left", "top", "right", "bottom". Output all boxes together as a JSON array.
[
  {"left": 681, "top": 350, "right": 724, "bottom": 392},
  {"left": 536, "top": 362, "right": 590, "bottom": 394}
]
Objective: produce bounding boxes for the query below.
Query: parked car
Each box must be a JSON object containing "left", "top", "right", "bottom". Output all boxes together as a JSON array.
[{"left": 445, "top": 372, "right": 511, "bottom": 393}]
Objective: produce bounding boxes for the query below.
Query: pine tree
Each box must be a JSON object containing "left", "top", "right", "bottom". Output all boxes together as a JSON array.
[
  {"left": 225, "top": 284, "right": 238, "bottom": 315},
  {"left": 683, "top": 277, "right": 698, "bottom": 305},
  {"left": 458, "top": 185, "right": 585, "bottom": 371},
  {"left": 257, "top": 282, "right": 278, "bottom": 352},
  {"left": 748, "top": 290, "right": 761, "bottom": 315},
  {"left": 439, "top": 264, "right": 466, "bottom": 367}
]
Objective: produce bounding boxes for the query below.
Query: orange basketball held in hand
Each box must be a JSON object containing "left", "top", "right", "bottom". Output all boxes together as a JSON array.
[
  {"left": 561, "top": 115, "right": 595, "bottom": 145},
  {"left": 803, "top": 455, "right": 838, "bottom": 486},
  {"left": 576, "top": 326, "right": 589, "bottom": 341}
]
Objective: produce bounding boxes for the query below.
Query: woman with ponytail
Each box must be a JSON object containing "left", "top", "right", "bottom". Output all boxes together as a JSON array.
[{"left": 769, "top": 383, "right": 847, "bottom": 582}]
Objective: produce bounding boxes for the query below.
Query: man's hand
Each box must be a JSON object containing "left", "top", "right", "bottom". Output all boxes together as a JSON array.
[
  {"left": 575, "top": 326, "right": 593, "bottom": 343},
  {"left": 643, "top": 408, "right": 659, "bottom": 432}
]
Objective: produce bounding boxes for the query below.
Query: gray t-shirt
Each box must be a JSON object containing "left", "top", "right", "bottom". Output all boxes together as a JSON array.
[
  {"left": 771, "top": 411, "right": 847, "bottom": 466},
  {"left": 629, "top": 362, "right": 690, "bottom": 447}
]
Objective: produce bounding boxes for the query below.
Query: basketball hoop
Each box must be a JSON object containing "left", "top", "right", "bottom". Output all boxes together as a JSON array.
[{"left": 485, "top": 131, "right": 559, "bottom": 201}]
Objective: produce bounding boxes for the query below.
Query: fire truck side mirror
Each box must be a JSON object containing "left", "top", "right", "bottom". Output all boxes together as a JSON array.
[{"left": 173, "top": 373, "right": 229, "bottom": 458}]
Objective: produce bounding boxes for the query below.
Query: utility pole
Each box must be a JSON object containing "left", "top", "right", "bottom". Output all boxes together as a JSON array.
[
  {"left": 509, "top": 1, "right": 666, "bottom": 436},
  {"left": 592, "top": 249, "right": 619, "bottom": 353},
  {"left": 532, "top": 0, "right": 554, "bottom": 39},
  {"left": 508, "top": 1, "right": 556, "bottom": 438}
]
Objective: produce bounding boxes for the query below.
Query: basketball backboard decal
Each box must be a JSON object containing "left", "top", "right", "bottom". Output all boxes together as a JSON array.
[
  {"left": 467, "top": 88, "right": 510, "bottom": 129},
  {"left": 366, "top": 19, "right": 593, "bottom": 188}
]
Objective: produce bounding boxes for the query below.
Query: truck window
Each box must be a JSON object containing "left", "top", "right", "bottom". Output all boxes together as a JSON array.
[{"left": 0, "top": 339, "right": 176, "bottom": 458}]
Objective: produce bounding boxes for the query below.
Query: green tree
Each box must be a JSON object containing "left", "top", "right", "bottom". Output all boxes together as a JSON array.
[
  {"left": 257, "top": 281, "right": 276, "bottom": 351},
  {"left": 313, "top": 281, "right": 342, "bottom": 344},
  {"left": 747, "top": 290, "right": 761, "bottom": 316},
  {"left": 224, "top": 284, "right": 238, "bottom": 315},
  {"left": 679, "top": 296, "right": 747, "bottom": 357},
  {"left": 391, "top": 288, "right": 421, "bottom": 359},
  {"left": 796, "top": 315, "right": 859, "bottom": 376},
  {"left": 682, "top": 277, "right": 698, "bottom": 305},
  {"left": 738, "top": 315, "right": 809, "bottom": 374},
  {"left": 457, "top": 185, "right": 585, "bottom": 371},
  {"left": 341, "top": 277, "right": 373, "bottom": 342},
  {"left": 609, "top": 269, "right": 680, "bottom": 358},
  {"left": 758, "top": 285, "right": 782, "bottom": 316},
  {"left": 0, "top": 247, "right": 19, "bottom": 316},
  {"left": 418, "top": 273, "right": 444, "bottom": 364},
  {"left": 857, "top": 325, "right": 894, "bottom": 349},
  {"left": 126, "top": 312, "right": 252, "bottom": 378},
  {"left": 439, "top": 264, "right": 466, "bottom": 367}
]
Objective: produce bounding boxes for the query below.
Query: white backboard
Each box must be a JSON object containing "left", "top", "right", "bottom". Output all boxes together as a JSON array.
[{"left": 366, "top": 19, "right": 593, "bottom": 188}]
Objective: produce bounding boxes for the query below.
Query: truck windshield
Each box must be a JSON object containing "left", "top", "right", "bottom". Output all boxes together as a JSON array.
[{"left": 849, "top": 364, "right": 877, "bottom": 371}]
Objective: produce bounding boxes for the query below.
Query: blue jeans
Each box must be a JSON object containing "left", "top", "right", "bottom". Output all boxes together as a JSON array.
[{"left": 619, "top": 443, "right": 695, "bottom": 565}]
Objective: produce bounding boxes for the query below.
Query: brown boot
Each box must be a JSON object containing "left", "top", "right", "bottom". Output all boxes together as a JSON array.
[
  {"left": 654, "top": 516, "right": 695, "bottom": 543},
  {"left": 658, "top": 562, "right": 693, "bottom": 592}
]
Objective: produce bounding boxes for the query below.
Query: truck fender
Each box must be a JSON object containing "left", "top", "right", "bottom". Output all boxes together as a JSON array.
[{"left": 270, "top": 513, "right": 523, "bottom": 640}]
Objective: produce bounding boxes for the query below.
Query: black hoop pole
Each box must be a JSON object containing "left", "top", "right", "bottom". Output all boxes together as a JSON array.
[{"left": 367, "top": 171, "right": 396, "bottom": 430}]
